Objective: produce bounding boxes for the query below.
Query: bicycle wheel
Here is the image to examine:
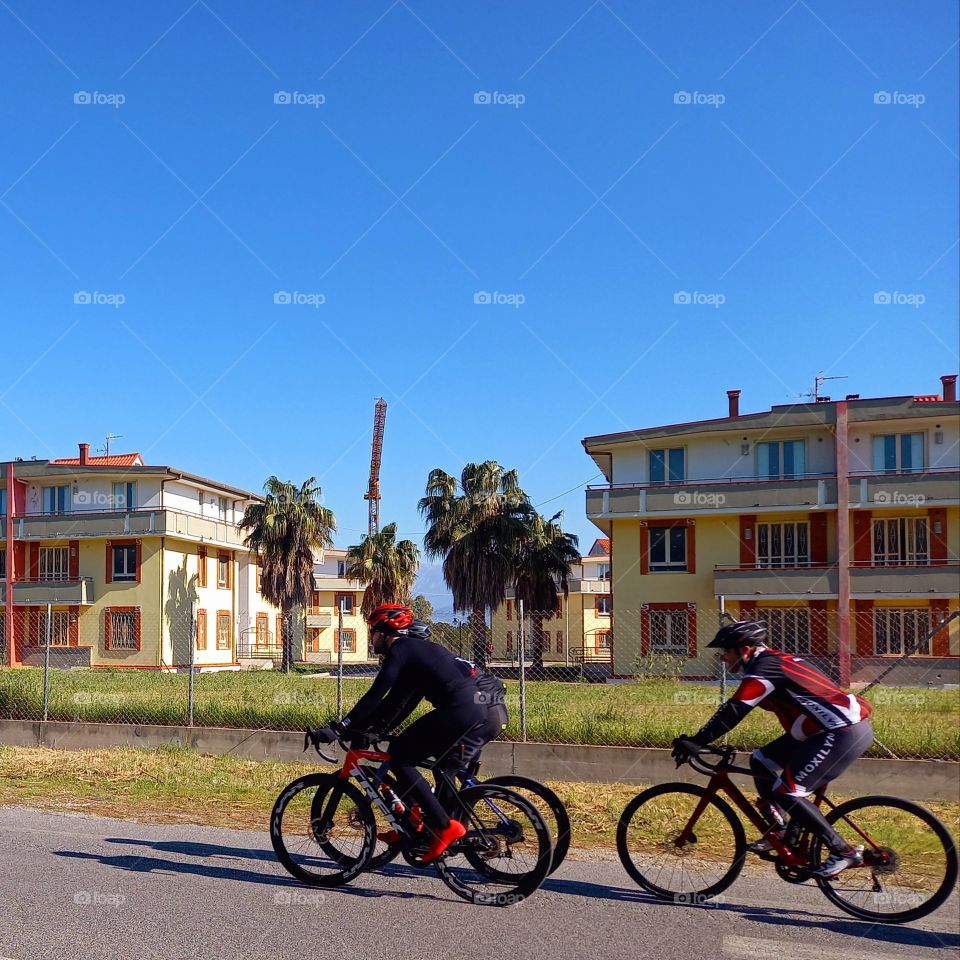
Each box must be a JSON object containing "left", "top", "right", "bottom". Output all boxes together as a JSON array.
[
  {"left": 617, "top": 782, "right": 746, "bottom": 902},
  {"left": 812, "top": 795, "right": 959, "bottom": 924},
  {"left": 484, "top": 775, "right": 571, "bottom": 875},
  {"left": 434, "top": 784, "right": 553, "bottom": 906},
  {"left": 271, "top": 773, "right": 375, "bottom": 886}
]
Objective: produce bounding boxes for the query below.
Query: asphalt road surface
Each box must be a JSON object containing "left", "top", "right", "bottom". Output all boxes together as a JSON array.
[{"left": 1, "top": 808, "right": 957, "bottom": 960}]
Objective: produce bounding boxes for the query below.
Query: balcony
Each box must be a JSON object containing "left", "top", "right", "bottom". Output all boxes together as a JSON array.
[
  {"left": 11, "top": 577, "right": 95, "bottom": 605},
  {"left": 850, "top": 561, "right": 960, "bottom": 598},
  {"left": 13, "top": 508, "right": 246, "bottom": 547},
  {"left": 587, "top": 475, "right": 837, "bottom": 524},
  {"left": 849, "top": 469, "right": 960, "bottom": 508},
  {"left": 714, "top": 564, "right": 838, "bottom": 599},
  {"left": 312, "top": 577, "right": 364, "bottom": 592},
  {"left": 567, "top": 578, "right": 611, "bottom": 594}
]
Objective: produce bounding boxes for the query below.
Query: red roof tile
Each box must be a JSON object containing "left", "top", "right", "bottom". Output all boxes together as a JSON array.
[
  {"left": 589, "top": 538, "right": 610, "bottom": 556},
  {"left": 52, "top": 453, "right": 144, "bottom": 467},
  {"left": 913, "top": 395, "right": 942, "bottom": 403}
]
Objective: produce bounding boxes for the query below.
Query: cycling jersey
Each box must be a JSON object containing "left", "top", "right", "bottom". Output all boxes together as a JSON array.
[
  {"left": 694, "top": 646, "right": 872, "bottom": 745},
  {"left": 343, "top": 634, "right": 480, "bottom": 734}
]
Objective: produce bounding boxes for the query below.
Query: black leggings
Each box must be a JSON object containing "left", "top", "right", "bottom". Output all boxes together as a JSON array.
[
  {"left": 750, "top": 721, "right": 874, "bottom": 853},
  {"left": 389, "top": 701, "right": 486, "bottom": 830}
]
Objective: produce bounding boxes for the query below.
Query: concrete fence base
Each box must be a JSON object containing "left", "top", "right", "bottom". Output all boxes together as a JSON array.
[{"left": 1, "top": 719, "right": 957, "bottom": 803}]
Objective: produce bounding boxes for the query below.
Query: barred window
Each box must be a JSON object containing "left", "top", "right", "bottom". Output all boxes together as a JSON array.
[
  {"left": 758, "top": 607, "right": 811, "bottom": 655},
  {"left": 110, "top": 610, "right": 139, "bottom": 650},
  {"left": 757, "top": 522, "right": 809, "bottom": 567},
  {"left": 648, "top": 610, "right": 688, "bottom": 655},
  {"left": 216, "top": 612, "right": 232, "bottom": 651},
  {"left": 873, "top": 518, "right": 928, "bottom": 565},
  {"left": 874, "top": 608, "right": 930, "bottom": 656},
  {"left": 37, "top": 609, "right": 70, "bottom": 646},
  {"left": 39, "top": 546, "right": 69, "bottom": 581},
  {"left": 597, "top": 630, "right": 612, "bottom": 650}
]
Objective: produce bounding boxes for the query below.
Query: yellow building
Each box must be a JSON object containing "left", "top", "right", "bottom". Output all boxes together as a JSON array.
[
  {"left": 582, "top": 377, "right": 960, "bottom": 682},
  {"left": 489, "top": 539, "right": 613, "bottom": 663},
  {"left": 0, "top": 444, "right": 367, "bottom": 670}
]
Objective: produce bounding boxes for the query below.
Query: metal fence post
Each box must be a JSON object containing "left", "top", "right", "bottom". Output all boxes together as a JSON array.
[
  {"left": 42, "top": 603, "right": 51, "bottom": 722},
  {"left": 187, "top": 602, "right": 196, "bottom": 727},
  {"left": 336, "top": 603, "right": 344, "bottom": 721},
  {"left": 518, "top": 599, "right": 527, "bottom": 742}
]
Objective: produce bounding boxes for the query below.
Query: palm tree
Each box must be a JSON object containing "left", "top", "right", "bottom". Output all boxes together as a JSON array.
[
  {"left": 419, "top": 461, "right": 532, "bottom": 668},
  {"left": 344, "top": 522, "right": 420, "bottom": 618},
  {"left": 513, "top": 512, "right": 580, "bottom": 670},
  {"left": 239, "top": 476, "right": 336, "bottom": 672}
]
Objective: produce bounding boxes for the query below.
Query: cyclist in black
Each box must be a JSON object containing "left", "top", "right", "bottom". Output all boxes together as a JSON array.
[
  {"left": 673, "top": 620, "right": 874, "bottom": 878},
  {"left": 308, "top": 603, "right": 487, "bottom": 862}
]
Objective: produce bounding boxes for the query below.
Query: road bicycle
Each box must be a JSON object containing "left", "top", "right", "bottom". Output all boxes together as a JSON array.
[
  {"left": 616, "top": 743, "right": 958, "bottom": 924},
  {"left": 270, "top": 732, "right": 554, "bottom": 906}
]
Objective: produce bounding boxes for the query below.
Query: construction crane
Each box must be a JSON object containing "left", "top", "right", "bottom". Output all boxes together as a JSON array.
[{"left": 364, "top": 398, "right": 387, "bottom": 538}]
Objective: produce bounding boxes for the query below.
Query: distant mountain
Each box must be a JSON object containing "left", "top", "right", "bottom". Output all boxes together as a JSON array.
[{"left": 413, "top": 562, "right": 455, "bottom": 621}]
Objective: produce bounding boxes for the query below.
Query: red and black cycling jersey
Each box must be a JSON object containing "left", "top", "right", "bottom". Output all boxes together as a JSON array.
[{"left": 694, "top": 647, "right": 872, "bottom": 745}]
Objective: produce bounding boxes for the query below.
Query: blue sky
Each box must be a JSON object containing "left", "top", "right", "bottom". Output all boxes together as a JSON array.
[{"left": 2, "top": 1, "right": 957, "bottom": 614}]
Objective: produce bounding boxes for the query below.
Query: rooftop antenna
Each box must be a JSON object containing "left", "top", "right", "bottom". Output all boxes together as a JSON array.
[
  {"left": 801, "top": 373, "right": 848, "bottom": 402},
  {"left": 102, "top": 433, "right": 124, "bottom": 457}
]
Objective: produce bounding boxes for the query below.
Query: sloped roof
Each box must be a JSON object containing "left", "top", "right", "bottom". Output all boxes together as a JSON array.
[
  {"left": 588, "top": 538, "right": 610, "bottom": 557},
  {"left": 52, "top": 453, "right": 144, "bottom": 466}
]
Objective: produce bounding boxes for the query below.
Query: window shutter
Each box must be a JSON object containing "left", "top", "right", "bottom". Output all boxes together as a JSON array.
[
  {"left": 104, "top": 607, "right": 112, "bottom": 650},
  {"left": 68, "top": 541, "right": 79, "bottom": 580}
]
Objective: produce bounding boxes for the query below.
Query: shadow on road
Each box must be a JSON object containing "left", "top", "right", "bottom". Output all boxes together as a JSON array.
[{"left": 744, "top": 909, "right": 960, "bottom": 952}]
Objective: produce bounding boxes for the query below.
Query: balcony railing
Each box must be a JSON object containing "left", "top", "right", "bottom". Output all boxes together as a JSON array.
[
  {"left": 848, "top": 468, "right": 960, "bottom": 507},
  {"left": 713, "top": 564, "right": 839, "bottom": 599},
  {"left": 850, "top": 560, "right": 960, "bottom": 597},
  {"left": 10, "top": 577, "right": 95, "bottom": 605}
]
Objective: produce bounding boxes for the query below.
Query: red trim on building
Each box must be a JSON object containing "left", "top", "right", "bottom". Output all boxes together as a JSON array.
[
  {"left": 852, "top": 512, "right": 872, "bottom": 564},
  {"left": 68, "top": 540, "right": 79, "bottom": 580},
  {"left": 68, "top": 606, "right": 79, "bottom": 646},
  {"left": 640, "top": 602, "right": 697, "bottom": 657},
  {"left": 929, "top": 508, "right": 948, "bottom": 563},
  {"left": 931, "top": 601, "right": 951, "bottom": 657},
  {"left": 809, "top": 513, "right": 828, "bottom": 565},
  {"left": 809, "top": 600, "right": 828, "bottom": 656},
  {"left": 854, "top": 600, "right": 874, "bottom": 656},
  {"left": 197, "top": 547, "right": 207, "bottom": 588},
  {"left": 29, "top": 544, "right": 39, "bottom": 581},
  {"left": 739, "top": 515, "right": 756, "bottom": 566},
  {"left": 104, "top": 606, "right": 141, "bottom": 652},
  {"left": 196, "top": 609, "right": 207, "bottom": 650}
]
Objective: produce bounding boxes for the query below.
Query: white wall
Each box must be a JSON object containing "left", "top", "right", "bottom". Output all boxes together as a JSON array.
[{"left": 847, "top": 419, "right": 960, "bottom": 472}]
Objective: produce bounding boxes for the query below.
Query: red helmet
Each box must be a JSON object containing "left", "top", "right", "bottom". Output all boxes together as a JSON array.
[{"left": 368, "top": 603, "right": 414, "bottom": 633}]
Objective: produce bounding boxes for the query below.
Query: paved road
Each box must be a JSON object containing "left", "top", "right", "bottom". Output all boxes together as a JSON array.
[{"left": 0, "top": 808, "right": 956, "bottom": 960}]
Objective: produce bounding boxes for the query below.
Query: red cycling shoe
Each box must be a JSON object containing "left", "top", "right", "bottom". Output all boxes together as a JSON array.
[{"left": 420, "top": 819, "right": 466, "bottom": 863}]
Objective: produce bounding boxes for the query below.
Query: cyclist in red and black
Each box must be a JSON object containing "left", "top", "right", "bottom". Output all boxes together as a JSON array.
[
  {"left": 307, "top": 603, "right": 487, "bottom": 863},
  {"left": 673, "top": 620, "right": 874, "bottom": 878}
]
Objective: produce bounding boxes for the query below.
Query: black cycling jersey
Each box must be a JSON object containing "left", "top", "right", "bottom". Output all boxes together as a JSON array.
[
  {"left": 694, "top": 646, "right": 872, "bottom": 746},
  {"left": 342, "top": 634, "right": 480, "bottom": 734}
]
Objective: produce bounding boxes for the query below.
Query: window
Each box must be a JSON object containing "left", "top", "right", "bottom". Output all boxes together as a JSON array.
[
  {"left": 597, "top": 630, "right": 612, "bottom": 649},
  {"left": 217, "top": 553, "right": 231, "bottom": 589},
  {"left": 543, "top": 630, "right": 551, "bottom": 651},
  {"left": 256, "top": 612, "right": 270, "bottom": 648},
  {"left": 106, "top": 608, "right": 140, "bottom": 651},
  {"left": 757, "top": 522, "right": 809, "bottom": 567},
  {"left": 757, "top": 440, "right": 806, "bottom": 479},
  {"left": 112, "top": 481, "right": 137, "bottom": 510},
  {"left": 195, "top": 609, "right": 207, "bottom": 650},
  {"left": 556, "top": 630, "right": 563, "bottom": 654},
  {"left": 216, "top": 611, "right": 232, "bottom": 651},
  {"left": 873, "top": 518, "right": 928, "bottom": 565},
  {"left": 42, "top": 485, "right": 70, "bottom": 514},
  {"left": 556, "top": 598, "right": 562, "bottom": 617},
  {"left": 506, "top": 600, "right": 513, "bottom": 621},
  {"left": 759, "top": 608, "right": 811, "bottom": 655},
  {"left": 596, "top": 563, "right": 611, "bottom": 581},
  {"left": 336, "top": 628, "right": 356, "bottom": 653},
  {"left": 596, "top": 596, "right": 611, "bottom": 616},
  {"left": 197, "top": 548, "right": 207, "bottom": 588},
  {"left": 255, "top": 563, "right": 262, "bottom": 594},
  {"left": 874, "top": 608, "right": 930, "bottom": 656},
  {"left": 336, "top": 593, "right": 355, "bottom": 616},
  {"left": 112, "top": 544, "right": 137, "bottom": 582},
  {"left": 873, "top": 433, "right": 923, "bottom": 474},
  {"left": 0, "top": 489, "right": 6, "bottom": 516},
  {"left": 36, "top": 609, "right": 70, "bottom": 646},
  {"left": 0, "top": 548, "right": 5, "bottom": 580},
  {"left": 39, "top": 546, "right": 69, "bottom": 581},
  {"left": 649, "top": 448, "right": 685, "bottom": 484},
  {"left": 337, "top": 559, "right": 347, "bottom": 577},
  {"left": 506, "top": 630, "right": 513, "bottom": 654},
  {"left": 217, "top": 496, "right": 229, "bottom": 520},
  {"left": 649, "top": 526, "right": 687, "bottom": 572},
  {"left": 647, "top": 609, "right": 689, "bottom": 655}
]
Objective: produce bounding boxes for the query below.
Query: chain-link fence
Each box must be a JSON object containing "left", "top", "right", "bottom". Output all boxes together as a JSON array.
[{"left": 0, "top": 603, "right": 957, "bottom": 761}]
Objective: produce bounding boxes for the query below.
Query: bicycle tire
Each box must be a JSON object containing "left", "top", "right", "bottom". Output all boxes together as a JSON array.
[
  {"left": 271, "top": 772, "right": 375, "bottom": 887},
  {"left": 616, "top": 782, "right": 746, "bottom": 902},
  {"left": 813, "top": 795, "right": 959, "bottom": 924},
  {"left": 434, "top": 784, "right": 553, "bottom": 906},
  {"left": 484, "top": 774, "right": 571, "bottom": 875}
]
